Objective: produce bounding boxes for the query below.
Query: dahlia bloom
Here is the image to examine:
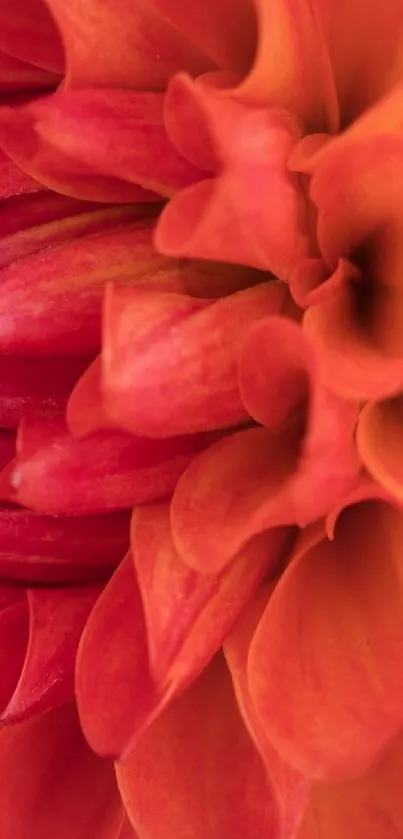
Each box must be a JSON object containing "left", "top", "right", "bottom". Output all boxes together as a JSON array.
[{"left": 1, "top": 0, "right": 403, "bottom": 837}]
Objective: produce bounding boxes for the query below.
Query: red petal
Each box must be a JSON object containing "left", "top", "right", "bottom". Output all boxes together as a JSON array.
[
  {"left": 0, "top": 505, "right": 130, "bottom": 584},
  {"left": 0, "top": 429, "right": 15, "bottom": 471},
  {"left": 13, "top": 415, "right": 214, "bottom": 515},
  {"left": 0, "top": 701, "right": 125, "bottom": 839},
  {"left": 357, "top": 397, "right": 403, "bottom": 503},
  {"left": 224, "top": 588, "right": 308, "bottom": 839},
  {"left": 298, "top": 728, "right": 403, "bottom": 839},
  {"left": 3, "top": 584, "right": 100, "bottom": 722},
  {"left": 0, "top": 50, "right": 59, "bottom": 91},
  {"left": 131, "top": 500, "right": 290, "bottom": 686},
  {"left": 157, "top": 74, "right": 308, "bottom": 276},
  {"left": 171, "top": 318, "right": 359, "bottom": 572},
  {"left": 0, "top": 149, "right": 42, "bottom": 200},
  {"left": 0, "top": 355, "right": 91, "bottom": 427},
  {"left": 248, "top": 497, "right": 403, "bottom": 778},
  {"left": 0, "top": 0, "right": 64, "bottom": 74},
  {"left": 0, "top": 599, "right": 29, "bottom": 711},
  {"left": 103, "top": 282, "right": 287, "bottom": 436},
  {"left": 45, "top": 0, "right": 210, "bottom": 89},
  {"left": 116, "top": 657, "right": 278, "bottom": 839}
]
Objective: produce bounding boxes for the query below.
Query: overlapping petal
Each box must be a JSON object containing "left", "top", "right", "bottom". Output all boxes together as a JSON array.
[
  {"left": 0, "top": 355, "right": 91, "bottom": 426},
  {"left": 171, "top": 317, "right": 359, "bottom": 572},
  {"left": 357, "top": 397, "right": 403, "bottom": 503},
  {"left": 102, "top": 281, "right": 288, "bottom": 436},
  {"left": 0, "top": 0, "right": 64, "bottom": 74},
  {"left": 248, "top": 493, "right": 403, "bottom": 779}
]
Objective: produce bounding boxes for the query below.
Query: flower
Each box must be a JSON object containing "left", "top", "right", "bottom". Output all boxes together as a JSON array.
[{"left": 2, "top": 0, "right": 403, "bottom": 837}]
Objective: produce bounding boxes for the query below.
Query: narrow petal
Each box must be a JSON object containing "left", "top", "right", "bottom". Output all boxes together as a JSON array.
[
  {"left": 157, "top": 74, "right": 308, "bottom": 276},
  {"left": 3, "top": 585, "right": 101, "bottom": 723},
  {"left": 0, "top": 355, "right": 91, "bottom": 426},
  {"left": 224, "top": 589, "right": 308, "bottom": 839},
  {"left": 131, "top": 501, "right": 291, "bottom": 685},
  {"left": 171, "top": 318, "right": 359, "bottom": 572},
  {"left": 103, "top": 282, "right": 287, "bottom": 436},
  {"left": 248, "top": 497, "right": 403, "bottom": 778},
  {"left": 0, "top": 506, "right": 130, "bottom": 584},
  {"left": 0, "top": 702, "right": 125, "bottom": 839},
  {"left": 44, "top": 0, "right": 210, "bottom": 89},
  {"left": 298, "top": 728, "right": 403, "bottom": 839},
  {"left": 0, "top": 0, "right": 64, "bottom": 73},
  {"left": 12, "top": 415, "right": 216, "bottom": 514},
  {"left": 357, "top": 397, "right": 403, "bottom": 503},
  {"left": 117, "top": 657, "right": 277, "bottom": 839}
]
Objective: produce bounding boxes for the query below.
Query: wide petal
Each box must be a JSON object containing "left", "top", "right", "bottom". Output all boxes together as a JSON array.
[
  {"left": 248, "top": 496, "right": 403, "bottom": 779},
  {"left": 0, "top": 701, "right": 126, "bottom": 839},
  {"left": 116, "top": 656, "right": 278, "bottom": 839},
  {"left": 0, "top": 505, "right": 130, "bottom": 584},
  {"left": 157, "top": 74, "right": 308, "bottom": 275},
  {"left": 357, "top": 397, "right": 403, "bottom": 503},
  {"left": 12, "top": 415, "right": 215, "bottom": 514},
  {"left": 103, "top": 282, "right": 288, "bottom": 436},
  {"left": 0, "top": 355, "right": 91, "bottom": 426},
  {"left": 2, "top": 584, "right": 100, "bottom": 723},
  {"left": 0, "top": 0, "right": 64, "bottom": 73},
  {"left": 44, "top": 0, "right": 210, "bottom": 88},
  {"left": 298, "top": 728, "right": 403, "bottom": 839},
  {"left": 171, "top": 318, "right": 359, "bottom": 572},
  {"left": 0, "top": 50, "right": 59, "bottom": 92}
]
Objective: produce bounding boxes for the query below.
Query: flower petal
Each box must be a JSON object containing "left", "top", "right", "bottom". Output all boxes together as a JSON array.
[
  {"left": 157, "top": 74, "right": 308, "bottom": 275},
  {"left": 248, "top": 497, "right": 403, "bottom": 778},
  {"left": 117, "top": 656, "right": 277, "bottom": 839},
  {"left": 44, "top": 0, "right": 210, "bottom": 88},
  {"left": 357, "top": 397, "right": 403, "bottom": 503},
  {"left": 0, "top": 701, "right": 125, "bottom": 839},
  {"left": 171, "top": 318, "right": 359, "bottom": 572},
  {"left": 12, "top": 415, "right": 215, "bottom": 514},
  {"left": 0, "top": 505, "right": 130, "bottom": 584},
  {"left": 103, "top": 282, "right": 287, "bottom": 436},
  {"left": 0, "top": 0, "right": 64, "bottom": 73}
]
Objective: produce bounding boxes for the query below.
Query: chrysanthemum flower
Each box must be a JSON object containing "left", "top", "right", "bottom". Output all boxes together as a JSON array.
[{"left": 1, "top": 1, "right": 403, "bottom": 837}]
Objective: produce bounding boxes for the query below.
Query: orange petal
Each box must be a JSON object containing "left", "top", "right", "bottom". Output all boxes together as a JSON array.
[
  {"left": 357, "top": 397, "right": 403, "bottom": 503},
  {"left": 116, "top": 656, "right": 278, "bottom": 839},
  {"left": 157, "top": 73, "right": 308, "bottom": 276},
  {"left": 44, "top": 0, "right": 210, "bottom": 89},
  {"left": 248, "top": 496, "right": 403, "bottom": 779},
  {"left": 0, "top": 701, "right": 126, "bottom": 839}
]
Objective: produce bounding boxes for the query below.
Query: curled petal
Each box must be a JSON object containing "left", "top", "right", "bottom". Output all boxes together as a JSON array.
[
  {"left": 357, "top": 397, "right": 403, "bottom": 503},
  {"left": 0, "top": 0, "right": 64, "bottom": 74},
  {"left": 131, "top": 501, "right": 290, "bottom": 686},
  {"left": 0, "top": 702, "right": 125, "bottom": 839},
  {"left": 12, "top": 415, "right": 215, "bottom": 515},
  {"left": 116, "top": 657, "right": 277, "bottom": 839},
  {"left": 157, "top": 74, "right": 308, "bottom": 276},
  {"left": 2, "top": 585, "right": 101, "bottom": 723},
  {"left": 103, "top": 282, "right": 288, "bottom": 436},
  {"left": 44, "top": 0, "right": 210, "bottom": 89},
  {"left": 172, "top": 318, "right": 359, "bottom": 572},
  {"left": 224, "top": 589, "right": 308, "bottom": 839},
  {"left": 0, "top": 505, "right": 130, "bottom": 584},
  {"left": 0, "top": 355, "right": 91, "bottom": 427},
  {"left": 248, "top": 497, "right": 403, "bottom": 778}
]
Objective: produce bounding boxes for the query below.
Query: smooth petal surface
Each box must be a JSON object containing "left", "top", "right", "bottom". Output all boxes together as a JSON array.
[
  {"left": 357, "top": 397, "right": 403, "bottom": 503},
  {"left": 0, "top": 51, "right": 58, "bottom": 92},
  {"left": 157, "top": 74, "right": 308, "bottom": 275},
  {"left": 117, "top": 657, "right": 277, "bottom": 839},
  {"left": 225, "top": 589, "right": 308, "bottom": 839},
  {"left": 12, "top": 415, "right": 215, "bottom": 514},
  {"left": 103, "top": 282, "right": 288, "bottom": 436},
  {"left": 44, "top": 0, "right": 210, "bottom": 89},
  {"left": 0, "top": 701, "right": 126, "bottom": 839},
  {"left": 0, "top": 506, "right": 130, "bottom": 583},
  {"left": 172, "top": 318, "right": 359, "bottom": 572},
  {"left": 0, "top": 0, "right": 64, "bottom": 73},
  {"left": 131, "top": 501, "right": 291, "bottom": 685},
  {"left": 298, "top": 728, "right": 403, "bottom": 839},
  {"left": 0, "top": 355, "right": 91, "bottom": 426},
  {"left": 248, "top": 497, "right": 403, "bottom": 779},
  {"left": 3, "top": 585, "right": 100, "bottom": 723}
]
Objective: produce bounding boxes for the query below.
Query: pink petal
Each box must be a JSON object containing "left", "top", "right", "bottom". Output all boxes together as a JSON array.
[
  {"left": 171, "top": 317, "right": 359, "bottom": 572},
  {"left": 248, "top": 496, "right": 403, "bottom": 778},
  {"left": 3, "top": 584, "right": 101, "bottom": 723},
  {"left": 0, "top": 355, "right": 91, "bottom": 427},
  {"left": 0, "top": 0, "right": 64, "bottom": 74},
  {"left": 156, "top": 74, "right": 308, "bottom": 276},
  {"left": 0, "top": 702, "right": 126, "bottom": 839},
  {"left": 224, "top": 588, "right": 308, "bottom": 839},
  {"left": 116, "top": 657, "right": 279, "bottom": 839},
  {"left": 12, "top": 415, "right": 217, "bottom": 515},
  {"left": 103, "top": 282, "right": 288, "bottom": 436},
  {"left": 131, "top": 500, "right": 291, "bottom": 686},
  {"left": 0, "top": 505, "right": 130, "bottom": 584},
  {"left": 45, "top": 0, "right": 210, "bottom": 89}
]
